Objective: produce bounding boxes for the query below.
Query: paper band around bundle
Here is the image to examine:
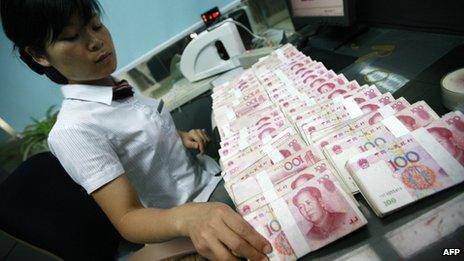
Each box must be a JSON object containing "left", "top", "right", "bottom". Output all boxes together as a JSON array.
[
  {"left": 261, "top": 144, "right": 284, "bottom": 163},
  {"left": 256, "top": 171, "right": 278, "bottom": 203},
  {"left": 275, "top": 70, "right": 300, "bottom": 97},
  {"left": 275, "top": 48, "right": 288, "bottom": 62},
  {"left": 297, "top": 115, "right": 318, "bottom": 127},
  {"left": 381, "top": 116, "right": 410, "bottom": 138},
  {"left": 222, "top": 124, "right": 233, "bottom": 137},
  {"left": 262, "top": 134, "right": 272, "bottom": 143},
  {"left": 226, "top": 108, "right": 236, "bottom": 121},
  {"left": 233, "top": 89, "right": 243, "bottom": 98},
  {"left": 342, "top": 97, "right": 364, "bottom": 119},
  {"left": 269, "top": 198, "right": 311, "bottom": 257},
  {"left": 333, "top": 95, "right": 345, "bottom": 104},
  {"left": 378, "top": 105, "right": 396, "bottom": 118},
  {"left": 272, "top": 127, "right": 294, "bottom": 141},
  {"left": 301, "top": 93, "right": 317, "bottom": 106},
  {"left": 239, "top": 139, "right": 250, "bottom": 150},
  {"left": 411, "top": 128, "right": 464, "bottom": 183},
  {"left": 239, "top": 128, "right": 248, "bottom": 139},
  {"left": 238, "top": 129, "right": 249, "bottom": 150}
]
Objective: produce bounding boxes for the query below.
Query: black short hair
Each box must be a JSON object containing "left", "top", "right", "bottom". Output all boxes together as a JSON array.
[{"left": 1, "top": 0, "right": 102, "bottom": 84}]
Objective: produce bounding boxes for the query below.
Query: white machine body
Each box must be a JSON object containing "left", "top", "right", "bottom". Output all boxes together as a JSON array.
[{"left": 180, "top": 19, "right": 246, "bottom": 82}]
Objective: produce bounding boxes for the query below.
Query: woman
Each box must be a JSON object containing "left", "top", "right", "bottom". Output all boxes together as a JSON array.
[{"left": 0, "top": 0, "right": 272, "bottom": 259}]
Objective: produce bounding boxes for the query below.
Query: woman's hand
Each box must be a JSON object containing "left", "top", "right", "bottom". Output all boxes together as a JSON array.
[
  {"left": 175, "top": 202, "right": 272, "bottom": 261},
  {"left": 178, "top": 129, "right": 210, "bottom": 154}
]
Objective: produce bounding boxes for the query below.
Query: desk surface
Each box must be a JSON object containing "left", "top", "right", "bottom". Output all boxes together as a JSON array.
[
  {"left": 145, "top": 75, "right": 218, "bottom": 112},
  {"left": 330, "top": 27, "right": 464, "bottom": 95}
]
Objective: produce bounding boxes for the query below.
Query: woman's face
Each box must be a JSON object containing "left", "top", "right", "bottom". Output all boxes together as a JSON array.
[{"left": 37, "top": 14, "right": 116, "bottom": 84}]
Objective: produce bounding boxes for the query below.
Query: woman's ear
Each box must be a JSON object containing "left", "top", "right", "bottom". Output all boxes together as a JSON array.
[{"left": 25, "top": 46, "right": 51, "bottom": 67}]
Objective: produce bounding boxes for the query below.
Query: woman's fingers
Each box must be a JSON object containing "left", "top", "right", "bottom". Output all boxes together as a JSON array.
[
  {"left": 182, "top": 129, "right": 211, "bottom": 153},
  {"left": 197, "top": 141, "right": 205, "bottom": 154},
  {"left": 192, "top": 230, "right": 238, "bottom": 261},
  {"left": 190, "top": 130, "right": 206, "bottom": 144},
  {"left": 200, "top": 129, "right": 211, "bottom": 142},
  {"left": 206, "top": 236, "right": 239, "bottom": 261},
  {"left": 184, "top": 139, "right": 197, "bottom": 149},
  {"left": 190, "top": 130, "right": 209, "bottom": 154},
  {"left": 217, "top": 222, "right": 269, "bottom": 261},
  {"left": 194, "top": 129, "right": 209, "bottom": 144},
  {"left": 222, "top": 211, "right": 272, "bottom": 255},
  {"left": 183, "top": 203, "right": 269, "bottom": 261}
]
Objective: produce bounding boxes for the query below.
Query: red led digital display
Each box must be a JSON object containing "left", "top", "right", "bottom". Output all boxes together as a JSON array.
[{"left": 201, "top": 7, "right": 221, "bottom": 26}]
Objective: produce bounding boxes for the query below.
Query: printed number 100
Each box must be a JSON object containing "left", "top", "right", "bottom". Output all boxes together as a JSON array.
[
  {"left": 387, "top": 151, "right": 420, "bottom": 171},
  {"left": 383, "top": 198, "right": 397, "bottom": 207}
]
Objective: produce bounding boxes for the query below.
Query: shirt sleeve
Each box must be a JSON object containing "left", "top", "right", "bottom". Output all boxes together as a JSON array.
[{"left": 48, "top": 125, "right": 125, "bottom": 194}]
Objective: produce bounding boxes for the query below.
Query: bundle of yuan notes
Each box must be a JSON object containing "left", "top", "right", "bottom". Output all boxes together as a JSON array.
[
  {"left": 345, "top": 110, "right": 464, "bottom": 216},
  {"left": 211, "top": 44, "right": 464, "bottom": 259}
]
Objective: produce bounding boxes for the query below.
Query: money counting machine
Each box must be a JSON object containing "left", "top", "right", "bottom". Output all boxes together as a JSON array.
[{"left": 180, "top": 18, "right": 246, "bottom": 82}]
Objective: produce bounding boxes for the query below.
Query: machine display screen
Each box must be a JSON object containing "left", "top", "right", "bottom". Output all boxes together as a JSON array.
[
  {"left": 291, "top": 0, "right": 344, "bottom": 17},
  {"left": 201, "top": 7, "right": 221, "bottom": 27}
]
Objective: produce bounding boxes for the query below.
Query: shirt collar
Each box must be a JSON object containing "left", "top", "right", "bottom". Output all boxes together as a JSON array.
[{"left": 61, "top": 84, "right": 114, "bottom": 105}]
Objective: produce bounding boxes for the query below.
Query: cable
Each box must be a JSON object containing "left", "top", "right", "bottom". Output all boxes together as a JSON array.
[
  {"left": 228, "top": 20, "right": 268, "bottom": 42},
  {"left": 208, "top": 19, "right": 271, "bottom": 46}
]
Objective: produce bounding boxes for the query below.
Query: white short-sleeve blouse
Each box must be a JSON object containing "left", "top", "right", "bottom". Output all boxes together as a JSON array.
[{"left": 48, "top": 83, "right": 221, "bottom": 209}]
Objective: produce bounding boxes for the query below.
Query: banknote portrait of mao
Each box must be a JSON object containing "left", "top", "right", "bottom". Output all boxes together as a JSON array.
[{"left": 292, "top": 186, "right": 346, "bottom": 240}]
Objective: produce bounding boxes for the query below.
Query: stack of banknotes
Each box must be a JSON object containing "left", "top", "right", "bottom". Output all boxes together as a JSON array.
[{"left": 211, "top": 44, "right": 464, "bottom": 259}]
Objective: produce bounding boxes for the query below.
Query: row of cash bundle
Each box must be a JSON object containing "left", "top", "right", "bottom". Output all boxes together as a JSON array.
[{"left": 211, "top": 44, "right": 464, "bottom": 260}]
